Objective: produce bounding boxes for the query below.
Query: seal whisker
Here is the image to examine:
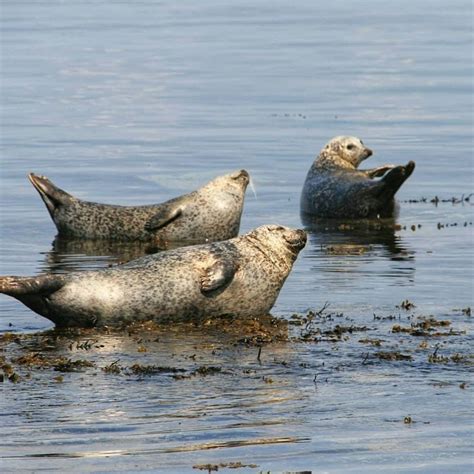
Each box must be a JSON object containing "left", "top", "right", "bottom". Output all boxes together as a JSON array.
[{"left": 248, "top": 177, "right": 258, "bottom": 199}]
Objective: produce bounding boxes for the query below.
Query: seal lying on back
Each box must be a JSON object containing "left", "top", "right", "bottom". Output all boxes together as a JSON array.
[
  {"left": 0, "top": 225, "right": 307, "bottom": 328},
  {"left": 300, "top": 136, "right": 415, "bottom": 219},
  {"left": 29, "top": 170, "right": 249, "bottom": 247}
]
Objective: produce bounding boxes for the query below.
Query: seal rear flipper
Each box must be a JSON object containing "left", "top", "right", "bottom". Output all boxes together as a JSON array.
[
  {"left": 372, "top": 161, "right": 416, "bottom": 198},
  {"left": 144, "top": 204, "right": 183, "bottom": 232},
  {"left": 0, "top": 274, "right": 66, "bottom": 297},
  {"left": 28, "top": 173, "right": 75, "bottom": 218},
  {"left": 0, "top": 274, "right": 65, "bottom": 317},
  {"left": 200, "top": 258, "right": 238, "bottom": 293}
]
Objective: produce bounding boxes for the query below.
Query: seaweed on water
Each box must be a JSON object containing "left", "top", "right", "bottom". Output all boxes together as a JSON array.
[
  {"left": 359, "top": 338, "right": 383, "bottom": 347},
  {"left": 128, "top": 364, "right": 186, "bottom": 376},
  {"left": 375, "top": 351, "right": 413, "bottom": 361},
  {"left": 53, "top": 358, "right": 95, "bottom": 372},
  {"left": 392, "top": 317, "right": 463, "bottom": 337},
  {"left": 397, "top": 300, "right": 416, "bottom": 311},
  {"left": 102, "top": 360, "right": 122, "bottom": 375}
]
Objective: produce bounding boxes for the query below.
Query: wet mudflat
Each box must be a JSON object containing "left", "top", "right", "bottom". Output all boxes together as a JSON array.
[{"left": 1, "top": 0, "right": 473, "bottom": 472}]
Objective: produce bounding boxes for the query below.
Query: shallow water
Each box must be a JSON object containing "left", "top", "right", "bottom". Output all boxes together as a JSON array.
[{"left": 1, "top": 0, "right": 473, "bottom": 472}]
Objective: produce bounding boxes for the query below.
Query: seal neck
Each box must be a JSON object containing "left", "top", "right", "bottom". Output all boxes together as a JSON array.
[
  {"left": 244, "top": 235, "right": 292, "bottom": 273},
  {"left": 315, "top": 154, "right": 357, "bottom": 171}
]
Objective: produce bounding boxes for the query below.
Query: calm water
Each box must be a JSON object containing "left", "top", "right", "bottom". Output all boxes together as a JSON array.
[{"left": 1, "top": 0, "right": 473, "bottom": 472}]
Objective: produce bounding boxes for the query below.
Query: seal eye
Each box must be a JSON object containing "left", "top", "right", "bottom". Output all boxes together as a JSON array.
[{"left": 347, "top": 144, "right": 355, "bottom": 150}]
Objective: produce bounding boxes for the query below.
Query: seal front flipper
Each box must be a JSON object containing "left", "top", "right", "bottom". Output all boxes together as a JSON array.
[
  {"left": 200, "top": 257, "right": 238, "bottom": 293},
  {"left": 144, "top": 204, "right": 183, "bottom": 232},
  {"left": 28, "top": 173, "right": 74, "bottom": 219},
  {"left": 372, "top": 161, "right": 416, "bottom": 198},
  {"left": 363, "top": 165, "right": 395, "bottom": 178}
]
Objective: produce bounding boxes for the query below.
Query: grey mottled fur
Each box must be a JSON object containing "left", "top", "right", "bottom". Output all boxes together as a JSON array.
[
  {"left": 0, "top": 225, "right": 307, "bottom": 328},
  {"left": 29, "top": 170, "right": 249, "bottom": 247},
  {"left": 301, "top": 136, "right": 415, "bottom": 218}
]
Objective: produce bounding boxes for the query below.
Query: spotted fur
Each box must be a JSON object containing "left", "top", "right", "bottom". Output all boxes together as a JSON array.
[
  {"left": 0, "top": 225, "right": 307, "bottom": 328},
  {"left": 29, "top": 170, "right": 250, "bottom": 247}
]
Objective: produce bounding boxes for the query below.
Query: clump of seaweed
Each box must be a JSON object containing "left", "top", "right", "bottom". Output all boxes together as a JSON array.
[
  {"left": 1, "top": 361, "right": 21, "bottom": 383},
  {"left": 193, "top": 461, "right": 259, "bottom": 471},
  {"left": 102, "top": 360, "right": 122, "bottom": 375},
  {"left": 173, "top": 366, "right": 223, "bottom": 380},
  {"left": 128, "top": 364, "right": 186, "bottom": 376},
  {"left": 53, "top": 358, "right": 95, "bottom": 372},
  {"left": 403, "top": 193, "right": 473, "bottom": 204},
  {"left": 11, "top": 352, "right": 96, "bottom": 372},
  {"left": 397, "top": 300, "right": 416, "bottom": 311},
  {"left": 375, "top": 351, "right": 413, "bottom": 361},
  {"left": 392, "top": 316, "right": 463, "bottom": 337},
  {"left": 359, "top": 338, "right": 383, "bottom": 346}
]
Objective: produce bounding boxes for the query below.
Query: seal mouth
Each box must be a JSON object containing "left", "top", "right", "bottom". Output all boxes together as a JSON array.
[
  {"left": 284, "top": 229, "right": 307, "bottom": 251},
  {"left": 28, "top": 173, "right": 49, "bottom": 196}
]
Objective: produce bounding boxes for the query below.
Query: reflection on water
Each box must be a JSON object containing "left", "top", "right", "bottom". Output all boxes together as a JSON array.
[
  {"left": 302, "top": 216, "right": 414, "bottom": 260},
  {"left": 301, "top": 217, "right": 416, "bottom": 288},
  {"left": 40, "top": 236, "right": 159, "bottom": 273}
]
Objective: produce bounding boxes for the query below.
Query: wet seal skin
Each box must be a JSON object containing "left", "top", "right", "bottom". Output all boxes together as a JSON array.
[
  {"left": 0, "top": 225, "right": 307, "bottom": 328},
  {"left": 300, "top": 136, "right": 415, "bottom": 219},
  {"left": 28, "top": 170, "right": 250, "bottom": 248}
]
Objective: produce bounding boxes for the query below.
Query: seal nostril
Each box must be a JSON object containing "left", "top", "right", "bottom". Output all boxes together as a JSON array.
[{"left": 239, "top": 170, "right": 249, "bottom": 180}]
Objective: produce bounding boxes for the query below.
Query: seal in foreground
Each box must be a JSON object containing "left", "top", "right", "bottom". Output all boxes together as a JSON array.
[
  {"left": 0, "top": 225, "right": 307, "bottom": 328},
  {"left": 28, "top": 170, "right": 250, "bottom": 247},
  {"left": 300, "top": 136, "right": 415, "bottom": 219}
]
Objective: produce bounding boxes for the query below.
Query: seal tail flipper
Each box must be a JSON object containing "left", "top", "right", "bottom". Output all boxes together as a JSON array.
[
  {"left": 373, "top": 161, "right": 416, "bottom": 198},
  {"left": 0, "top": 274, "right": 67, "bottom": 324},
  {"left": 0, "top": 274, "right": 66, "bottom": 297},
  {"left": 28, "top": 173, "right": 74, "bottom": 218}
]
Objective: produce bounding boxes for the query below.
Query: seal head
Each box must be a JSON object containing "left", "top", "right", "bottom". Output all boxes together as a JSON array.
[{"left": 317, "top": 136, "right": 373, "bottom": 169}]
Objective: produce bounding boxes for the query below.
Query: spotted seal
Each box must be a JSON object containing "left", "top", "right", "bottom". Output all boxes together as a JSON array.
[
  {"left": 300, "top": 136, "right": 415, "bottom": 219},
  {"left": 28, "top": 170, "right": 249, "bottom": 247},
  {"left": 0, "top": 225, "right": 307, "bottom": 328}
]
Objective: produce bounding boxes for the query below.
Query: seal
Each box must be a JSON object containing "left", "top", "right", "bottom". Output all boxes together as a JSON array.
[
  {"left": 28, "top": 170, "right": 250, "bottom": 247},
  {"left": 300, "top": 136, "right": 415, "bottom": 219},
  {"left": 0, "top": 225, "right": 307, "bottom": 328}
]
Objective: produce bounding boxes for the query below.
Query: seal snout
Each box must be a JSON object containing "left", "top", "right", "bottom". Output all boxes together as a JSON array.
[
  {"left": 231, "top": 169, "right": 250, "bottom": 183},
  {"left": 364, "top": 147, "right": 373, "bottom": 158},
  {"left": 284, "top": 228, "right": 307, "bottom": 251},
  {"left": 405, "top": 160, "right": 416, "bottom": 177}
]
